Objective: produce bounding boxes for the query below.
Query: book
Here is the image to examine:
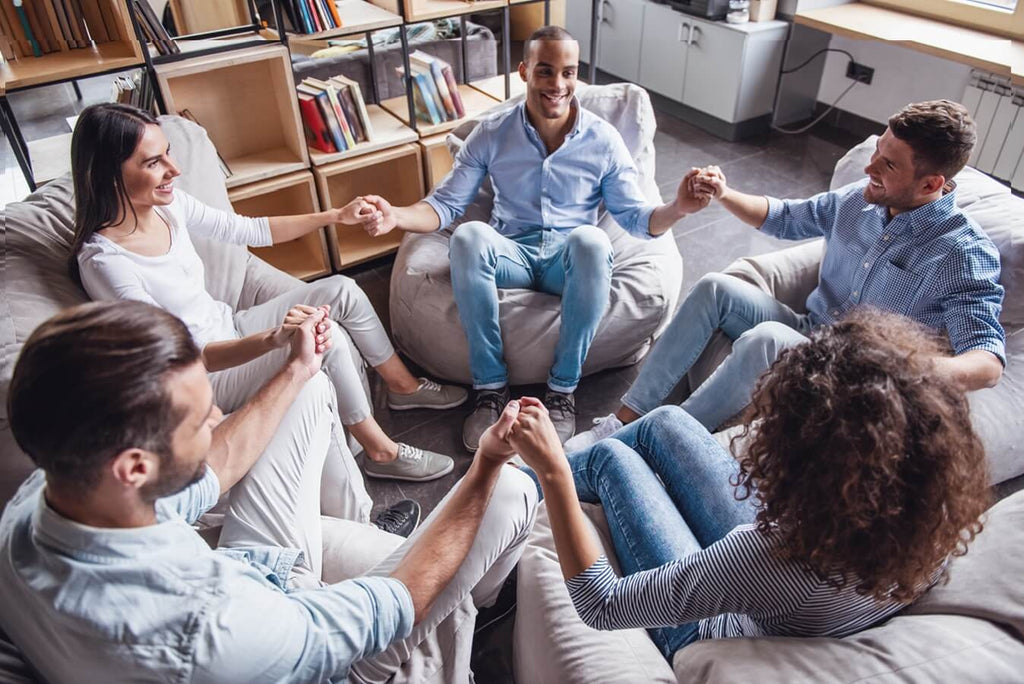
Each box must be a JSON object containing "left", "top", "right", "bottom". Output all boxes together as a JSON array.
[
  {"left": 96, "top": 0, "right": 123, "bottom": 40},
  {"left": 66, "top": 0, "right": 90, "bottom": 46},
  {"left": 60, "top": 0, "right": 85, "bottom": 47},
  {"left": 410, "top": 50, "right": 461, "bottom": 120},
  {"left": 50, "top": 0, "right": 76, "bottom": 49},
  {"left": 22, "top": 0, "right": 50, "bottom": 53},
  {"left": 79, "top": 0, "right": 109, "bottom": 43},
  {"left": 294, "top": 0, "right": 313, "bottom": 33},
  {"left": 29, "top": 0, "right": 59, "bottom": 52},
  {"left": 329, "top": 74, "right": 374, "bottom": 141},
  {"left": 297, "top": 82, "right": 347, "bottom": 152},
  {"left": 336, "top": 83, "right": 365, "bottom": 143},
  {"left": 305, "top": 0, "right": 322, "bottom": 32},
  {"left": 37, "top": 0, "right": 67, "bottom": 51},
  {"left": 398, "top": 67, "right": 444, "bottom": 125},
  {"left": 411, "top": 62, "right": 447, "bottom": 121},
  {"left": 134, "top": 0, "right": 178, "bottom": 55},
  {"left": 13, "top": 1, "right": 41, "bottom": 56},
  {"left": 0, "top": 1, "right": 26, "bottom": 58},
  {"left": 324, "top": 0, "right": 342, "bottom": 29},
  {"left": 298, "top": 92, "right": 337, "bottom": 153},
  {"left": 304, "top": 77, "right": 355, "bottom": 148},
  {"left": 441, "top": 65, "right": 465, "bottom": 118},
  {"left": 0, "top": 30, "right": 14, "bottom": 59},
  {"left": 179, "top": 109, "right": 232, "bottom": 178}
]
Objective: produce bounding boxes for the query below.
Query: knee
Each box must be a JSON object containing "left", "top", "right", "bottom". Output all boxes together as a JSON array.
[
  {"left": 734, "top": 321, "right": 806, "bottom": 359},
  {"left": 566, "top": 225, "right": 613, "bottom": 270},
  {"left": 319, "top": 274, "right": 369, "bottom": 315},
  {"left": 489, "top": 467, "right": 539, "bottom": 537},
  {"left": 293, "top": 371, "right": 337, "bottom": 418},
  {"left": 449, "top": 221, "right": 495, "bottom": 264},
  {"left": 690, "top": 272, "right": 736, "bottom": 303}
]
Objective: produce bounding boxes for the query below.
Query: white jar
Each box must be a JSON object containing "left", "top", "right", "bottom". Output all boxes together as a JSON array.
[{"left": 727, "top": 0, "right": 749, "bottom": 23}]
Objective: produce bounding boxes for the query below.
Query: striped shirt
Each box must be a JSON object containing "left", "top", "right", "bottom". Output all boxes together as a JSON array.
[
  {"left": 566, "top": 525, "right": 918, "bottom": 642},
  {"left": 762, "top": 179, "right": 1005, "bottom": 364}
]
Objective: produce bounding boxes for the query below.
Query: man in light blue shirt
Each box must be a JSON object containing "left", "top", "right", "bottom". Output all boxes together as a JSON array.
[
  {"left": 357, "top": 26, "right": 712, "bottom": 450},
  {"left": 0, "top": 300, "right": 537, "bottom": 683},
  {"left": 570, "top": 99, "right": 1005, "bottom": 449}
]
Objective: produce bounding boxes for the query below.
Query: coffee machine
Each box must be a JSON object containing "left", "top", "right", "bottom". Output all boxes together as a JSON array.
[{"left": 665, "top": 0, "right": 731, "bottom": 21}]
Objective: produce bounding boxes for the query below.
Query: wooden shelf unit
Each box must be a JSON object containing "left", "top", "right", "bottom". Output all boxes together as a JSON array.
[
  {"left": 168, "top": 0, "right": 251, "bottom": 36},
  {"left": 228, "top": 170, "right": 333, "bottom": 281},
  {"left": 287, "top": 0, "right": 404, "bottom": 40},
  {"left": 381, "top": 83, "right": 500, "bottom": 137},
  {"left": 155, "top": 44, "right": 309, "bottom": 189},
  {"left": 470, "top": 72, "right": 527, "bottom": 101},
  {"left": 308, "top": 104, "right": 419, "bottom": 165},
  {"left": 0, "top": 2, "right": 144, "bottom": 92},
  {"left": 314, "top": 143, "right": 425, "bottom": 267},
  {"left": 368, "top": 0, "right": 508, "bottom": 24},
  {"left": 419, "top": 132, "right": 454, "bottom": 190}
]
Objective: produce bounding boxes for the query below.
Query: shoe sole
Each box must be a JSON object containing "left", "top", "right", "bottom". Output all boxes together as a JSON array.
[
  {"left": 364, "top": 460, "right": 456, "bottom": 482},
  {"left": 463, "top": 436, "right": 479, "bottom": 453},
  {"left": 386, "top": 396, "right": 469, "bottom": 411}
]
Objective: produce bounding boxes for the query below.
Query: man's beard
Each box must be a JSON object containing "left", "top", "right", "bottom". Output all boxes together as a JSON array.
[{"left": 140, "top": 457, "right": 208, "bottom": 503}]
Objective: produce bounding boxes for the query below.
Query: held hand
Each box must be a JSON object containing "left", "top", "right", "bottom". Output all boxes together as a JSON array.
[
  {"left": 694, "top": 165, "right": 727, "bottom": 200},
  {"left": 335, "top": 198, "right": 378, "bottom": 225},
  {"left": 287, "top": 306, "right": 332, "bottom": 379},
  {"left": 507, "top": 397, "right": 567, "bottom": 476},
  {"left": 359, "top": 194, "right": 398, "bottom": 238},
  {"left": 476, "top": 400, "right": 522, "bottom": 467},
  {"left": 269, "top": 304, "right": 332, "bottom": 349},
  {"left": 676, "top": 168, "right": 713, "bottom": 215}
]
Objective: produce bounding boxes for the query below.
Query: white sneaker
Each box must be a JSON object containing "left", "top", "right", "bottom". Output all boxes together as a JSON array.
[{"left": 563, "top": 413, "right": 624, "bottom": 452}]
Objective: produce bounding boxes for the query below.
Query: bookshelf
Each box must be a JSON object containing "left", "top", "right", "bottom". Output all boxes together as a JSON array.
[
  {"left": 228, "top": 170, "right": 333, "bottom": 281},
  {"left": 308, "top": 103, "right": 419, "bottom": 165},
  {"left": 470, "top": 71, "right": 526, "bottom": 100},
  {"left": 419, "top": 132, "right": 454, "bottom": 190},
  {"left": 367, "top": 0, "right": 509, "bottom": 24},
  {"left": 155, "top": 44, "right": 309, "bottom": 189},
  {"left": 168, "top": 0, "right": 251, "bottom": 36},
  {"left": 288, "top": 0, "right": 404, "bottom": 40},
  {"left": 314, "top": 143, "right": 425, "bottom": 268},
  {"left": 380, "top": 83, "right": 500, "bottom": 137}
]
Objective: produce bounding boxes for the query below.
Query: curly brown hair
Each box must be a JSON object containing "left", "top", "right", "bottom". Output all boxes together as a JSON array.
[{"left": 731, "top": 308, "right": 991, "bottom": 603}]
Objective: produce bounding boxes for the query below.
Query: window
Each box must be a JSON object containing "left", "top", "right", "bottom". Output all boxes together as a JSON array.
[{"left": 866, "top": 0, "right": 1024, "bottom": 38}]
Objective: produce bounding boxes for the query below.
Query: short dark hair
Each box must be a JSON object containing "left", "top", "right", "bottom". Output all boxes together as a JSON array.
[
  {"left": 523, "top": 25, "right": 575, "bottom": 63},
  {"left": 8, "top": 301, "right": 201, "bottom": 492},
  {"left": 69, "top": 103, "right": 160, "bottom": 285},
  {"left": 888, "top": 100, "right": 976, "bottom": 180}
]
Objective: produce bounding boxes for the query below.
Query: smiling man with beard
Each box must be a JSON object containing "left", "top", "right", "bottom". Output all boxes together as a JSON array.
[
  {"left": 355, "top": 26, "right": 713, "bottom": 450},
  {"left": 570, "top": 99, "right": 1006, "bottom": 451}
]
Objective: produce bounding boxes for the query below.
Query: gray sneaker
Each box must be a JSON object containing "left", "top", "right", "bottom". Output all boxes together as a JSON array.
[
  {"left": 387, "top": 378, "right": 468, "bottom": 411},
  {"left": 543, "top": 389, "right": 577, "bottom": 444},
  {"left": 363, "top": 443, "right": 455, "bottom": 482},
  {"left": 463, "top": 387, "right": 511, "bottom": 452}
]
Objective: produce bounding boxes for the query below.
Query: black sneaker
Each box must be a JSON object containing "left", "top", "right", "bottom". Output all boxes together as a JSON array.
[
  {"left": 372, "top": 499, "right": 422, "bottom": 538},
  {"left": 543, "top": 389, "right": 577, "bottom": 444},
  {"left": 463, "top": 386, "right": 511, "bottom": 452}
]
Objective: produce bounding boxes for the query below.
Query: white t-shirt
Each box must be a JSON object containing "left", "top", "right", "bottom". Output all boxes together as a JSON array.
[{"left": 77, "top": 189, "right": 272, "bottom": 349}]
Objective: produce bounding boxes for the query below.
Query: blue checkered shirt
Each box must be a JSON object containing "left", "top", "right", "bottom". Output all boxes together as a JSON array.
[{"left": 762, "top": 179, "right": 1005, "bottom": 364}]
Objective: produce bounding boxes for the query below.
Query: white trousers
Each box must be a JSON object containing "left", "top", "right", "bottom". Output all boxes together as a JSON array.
[
  {"left": 211, "top": 275, "right": 391, "bottom": 522},
  {"left": 217, "top": 373, "right": 539, "bottom": 683}
]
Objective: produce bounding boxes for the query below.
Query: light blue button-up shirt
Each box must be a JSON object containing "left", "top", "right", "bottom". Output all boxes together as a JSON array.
[
  {"left": 424, "top": 99, "right": 656, "bottom": 238},
  {"left": 762, "top": 179, "right": 1005, "bottom": 363},
  {"left": 0, "top": 469, "right": 414, "bottom": 683}
]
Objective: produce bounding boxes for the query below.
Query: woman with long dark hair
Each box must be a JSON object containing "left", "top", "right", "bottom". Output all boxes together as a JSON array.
[
  {"left": 69, "top": 103, "right": 462, "bottom": 511},
  {"left": 510, "top": 309, "right": 991, "bottom": 660}
]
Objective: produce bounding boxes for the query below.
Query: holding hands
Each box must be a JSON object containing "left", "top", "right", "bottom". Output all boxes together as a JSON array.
[
  {"left": 332, "top": 194, "right": 398, "bottom": 237},
  {"left": 474, "top": 395, "right": 569, "bottom": 478}
]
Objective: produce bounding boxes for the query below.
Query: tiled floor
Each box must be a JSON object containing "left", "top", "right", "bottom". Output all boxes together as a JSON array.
[{"left": 4, "top": 77, "right": 1021, "bottom": 682}]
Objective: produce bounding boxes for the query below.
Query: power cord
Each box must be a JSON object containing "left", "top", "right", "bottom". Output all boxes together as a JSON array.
[{"left": 772, "top": 48, "right": 860, "bottom": 136}]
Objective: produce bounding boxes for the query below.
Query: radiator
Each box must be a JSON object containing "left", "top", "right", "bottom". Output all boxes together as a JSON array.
[{"left": 962, "top": 71, "right": 1024, "bottom": 190}]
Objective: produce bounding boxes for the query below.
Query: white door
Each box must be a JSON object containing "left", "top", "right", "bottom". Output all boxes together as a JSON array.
[
  {"left": 638, "top": 3, "right": 688, "bottom": 100},
  {"left": 596, "top": 0, "right": 645, "bottom": 83},
  {"left": 566, "top": 0, "right": 592, "bottom": 63},
  {"left": 681, "top": 18, "right": 745, "bottom": 122}
]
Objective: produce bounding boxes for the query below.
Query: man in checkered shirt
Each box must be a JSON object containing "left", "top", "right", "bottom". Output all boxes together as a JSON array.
[{"left": 569, "top": 99, "right": 1005, "bottom": 449}]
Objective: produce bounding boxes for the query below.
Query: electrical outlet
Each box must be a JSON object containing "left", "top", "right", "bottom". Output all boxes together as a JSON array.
[{"left": 846, "top": 61, "right": 874, "bottom": 85}]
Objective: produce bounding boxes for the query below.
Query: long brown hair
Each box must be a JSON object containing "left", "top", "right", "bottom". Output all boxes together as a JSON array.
[
  {"left": 732, "top": 308, "right": 990, "bottom": 602},
  {"left": 68, "top": 103, "right": 159, "bottom": 284}
]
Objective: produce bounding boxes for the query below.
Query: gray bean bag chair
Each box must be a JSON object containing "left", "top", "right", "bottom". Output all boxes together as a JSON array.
[
  {"left": 686, "top": 136, "right": 1023, "bottom": 485},
  {"left": 388, "top": 83, "right": 683, "bottom": 385}
]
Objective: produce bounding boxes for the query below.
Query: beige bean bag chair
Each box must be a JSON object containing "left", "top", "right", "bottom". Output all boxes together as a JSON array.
[{"left": 388, "top": 83, "right": 683, "bottom": 385}]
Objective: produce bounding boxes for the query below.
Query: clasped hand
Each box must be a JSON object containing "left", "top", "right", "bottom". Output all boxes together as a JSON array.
[
  {"left": 332, "top": 195, "right": 397, "bottom": 237},
  {"left": 676, "top": 165, "right": 728, "bottom": 214},
  {"left": 476, "top": 396, "right": 567, "bottom": 477}
]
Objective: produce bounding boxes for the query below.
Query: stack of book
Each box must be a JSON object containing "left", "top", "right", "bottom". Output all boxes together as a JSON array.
[
  {"left": 130, "top": 0, "right": 177, "bottom": 56},
  {"left": 297, "top": 75, "right": 376, "bottom": 155},
  {"left": 0, "top": 0, "right": 126, "bottom": 60},
  {"left": 280, "top": 0, "right": 342, "bottom": 34},
  {"left": 396, "top": 51, "right": 466, "bottom": 126},
  {"left": 112, "top": 71, "right": 155, "bottom": 112}
]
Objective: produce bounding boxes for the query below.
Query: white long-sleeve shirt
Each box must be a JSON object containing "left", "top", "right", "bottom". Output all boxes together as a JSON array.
[{"left": 77, "top": 190, "right": 272, "bottom": 349}]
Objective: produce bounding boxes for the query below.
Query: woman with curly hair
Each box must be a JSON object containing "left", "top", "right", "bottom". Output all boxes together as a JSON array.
[{"left": 512, "top": 308, "right": 991, "bottom": 660}]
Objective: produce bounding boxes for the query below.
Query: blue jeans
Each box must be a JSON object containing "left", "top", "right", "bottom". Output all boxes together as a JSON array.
[
  {"left": 622, "top": 273, "right": 813, "bottom": 431},
  {"left": 522, "top": 406, "right": 758, "bottom": 659},
  {"left": 448, "top": 221, "right": 613, "bottom": 393}
]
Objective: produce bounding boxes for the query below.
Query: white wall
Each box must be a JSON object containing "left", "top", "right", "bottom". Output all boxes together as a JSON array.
[{"left": 817, "top": 35, "right": 973, "bottom": 124}]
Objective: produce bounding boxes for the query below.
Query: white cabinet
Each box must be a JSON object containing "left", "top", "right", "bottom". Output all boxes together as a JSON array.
[
  {"left": 682, "top": 20, "right": 747, "bottom": 122},
  {"left": 637, "top": 2, "right": 689, "bottom": 100},
  {"left": 597, "top": 0, "right": 646, "bottom": 82}
]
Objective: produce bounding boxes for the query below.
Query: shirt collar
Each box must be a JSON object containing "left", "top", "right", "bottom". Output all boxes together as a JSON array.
[
  {"left": 862, "top": 179, "right": 958, "bottom": 236},
  {"left": 518, "top": 96, "right": 585, "bottom": 146}
]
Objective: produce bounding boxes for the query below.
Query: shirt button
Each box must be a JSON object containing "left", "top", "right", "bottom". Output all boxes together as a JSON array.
[
  {"left": 882, "top": 235, "right": 891, "bottom": 241},
  {"left": 832, "top": 309, "right": 840, "bottom": 317},
  {"left": 852, "top": 291, "right": 859, "bottom": 297},
  {"left": 863, "top": 262, "right": 871, "bottom": 269}
]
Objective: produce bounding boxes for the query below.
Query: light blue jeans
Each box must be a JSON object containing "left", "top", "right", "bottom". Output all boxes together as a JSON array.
[
  {"left": 448, "top": 221, "right": 614, "bottom": 393},
  {"left": 522, "top": 406, "right": 758, "bottom": 659},
  {"left": 623, "top": 272, "right": 814, "bottom": 431}
]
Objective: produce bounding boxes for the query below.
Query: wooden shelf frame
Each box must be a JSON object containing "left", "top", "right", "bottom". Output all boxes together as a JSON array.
[
  {"left": 285, "top": 0, "right": 404, "bottom": 40},
  {"left": 314, "top": 143, "right": 425, "bottom": 267},
  {"left": 419, "top": 132, "right": 455, "bottom": 190},
  {"left": 155, "top": 44, "right": 310, "bottom": 189},
  {"left": 229, "top": 170, "right": 333, "bottom": 281},
  {"left": 381, "top": 82, "right": 501, "bottom": 137}
]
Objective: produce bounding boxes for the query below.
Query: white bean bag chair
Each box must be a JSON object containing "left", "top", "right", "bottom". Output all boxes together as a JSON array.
[{"left": 388, "top": 83, "right": 683, "bottom": 385}]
